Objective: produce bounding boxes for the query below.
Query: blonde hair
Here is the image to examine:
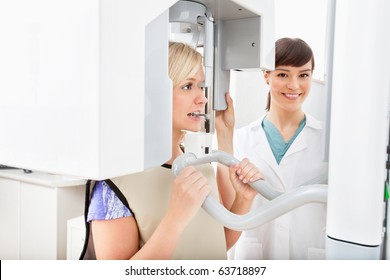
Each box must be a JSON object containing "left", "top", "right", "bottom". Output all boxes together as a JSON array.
[{"left": 168, "top": 42, "right": 202, "bottom": 86}]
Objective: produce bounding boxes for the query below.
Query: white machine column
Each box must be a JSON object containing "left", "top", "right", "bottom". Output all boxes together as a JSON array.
[{"left": 326, "top": 0, "right": 390, "bottom": 259}]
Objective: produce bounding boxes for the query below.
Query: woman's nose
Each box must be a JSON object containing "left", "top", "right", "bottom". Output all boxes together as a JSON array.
[
  {"left": 195, "top": 87, "right": 208, "bottom": 104},
  {"left": 287, "top": 77, "right": 299, "bottom": 90}
]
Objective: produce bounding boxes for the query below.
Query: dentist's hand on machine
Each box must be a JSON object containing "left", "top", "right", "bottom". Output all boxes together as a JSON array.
[
  {"left": 215, "top": 92, "right": 235, "bottom": 154},
  {"left": 214, "top": 92, "right": 247, "bottom": 210}
]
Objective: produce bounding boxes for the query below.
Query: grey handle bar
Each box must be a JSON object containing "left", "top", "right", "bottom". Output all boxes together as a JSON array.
[
  {"left": 172, "top": 150, "right": 283, "bottom": 200},
  {"left": 172, "top": 150, "right": 327, "bottom": 231}
]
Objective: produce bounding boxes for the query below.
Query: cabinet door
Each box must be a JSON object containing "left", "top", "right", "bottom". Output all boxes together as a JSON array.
[
  {"left": 20, "top": 182, "right": 57, "bottom": 260},
  {"left": 0, "top": 178, "right": 20, "bottom": 259},
  {"left": 19, "top": 182, "right": 85, "bottom": 260}
]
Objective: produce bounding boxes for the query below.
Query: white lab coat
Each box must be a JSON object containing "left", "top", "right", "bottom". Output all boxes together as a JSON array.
[{"left": 230, "top": 113, "right": 328, "bottom": 260}]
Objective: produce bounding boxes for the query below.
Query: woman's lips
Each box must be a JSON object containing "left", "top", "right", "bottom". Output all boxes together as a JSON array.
[{"left": 283, "top": 93, "right": 301, "bottom": 100}]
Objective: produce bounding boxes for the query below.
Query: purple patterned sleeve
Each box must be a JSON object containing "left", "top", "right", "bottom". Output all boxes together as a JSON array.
[{"left": 87, "top": 180, "right": 132, "bottom": 222}]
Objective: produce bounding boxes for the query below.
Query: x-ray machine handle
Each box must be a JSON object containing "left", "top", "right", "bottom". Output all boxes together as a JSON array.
[{"left": 172, "top": 150, "right": 327, "bottom": 231}]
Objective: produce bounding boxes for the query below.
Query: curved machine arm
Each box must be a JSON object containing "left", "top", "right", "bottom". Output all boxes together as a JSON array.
[
  {"left": 172, "top": 150, "right": 328, "bottom": 231},
  {"left": 172, "top": 150, "right": 283, "bottom": 200}
]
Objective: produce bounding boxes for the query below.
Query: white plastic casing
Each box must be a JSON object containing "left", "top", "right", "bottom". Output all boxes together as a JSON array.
[
  {"left": 326, "top": 0, "right": 390, "bottom": 254},
  {"left": 0, "top": 0, "right": 176, "bottom": 179}
]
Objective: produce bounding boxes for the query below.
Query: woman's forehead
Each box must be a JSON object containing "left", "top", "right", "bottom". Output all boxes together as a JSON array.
[{"left": 274, "top": 62, "right": 312, "bottom": 72}]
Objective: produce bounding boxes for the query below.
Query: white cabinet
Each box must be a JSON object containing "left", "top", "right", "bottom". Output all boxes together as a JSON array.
[
  {"left": 0, "top": 177, "right": 20, "bottom": 258},
  {"left": 67, "top": 215, "right": 86, "bottom": 260},
  {"left": 0, "top": 169, "right": 86, "bottom": 260}
]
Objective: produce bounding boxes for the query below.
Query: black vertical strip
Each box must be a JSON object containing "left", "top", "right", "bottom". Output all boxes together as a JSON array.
[
  {"left": 79, "top": 180, "right": 92, "bottom": 260},
  {"left": 383, "top": 113, "right": 390, "bottom": 259}
]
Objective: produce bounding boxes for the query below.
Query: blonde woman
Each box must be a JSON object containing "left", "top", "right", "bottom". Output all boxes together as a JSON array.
[{"left": 80, "top": 42, "right": 262, "bottom": 260}]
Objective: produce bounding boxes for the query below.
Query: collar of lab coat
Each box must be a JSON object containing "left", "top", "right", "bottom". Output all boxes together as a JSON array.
[
  {"left": 247, "top": 113, "right": 322, "bottom": 189},
  {"left": 284, "top": 113, "right": 322, "bottom": 158}
]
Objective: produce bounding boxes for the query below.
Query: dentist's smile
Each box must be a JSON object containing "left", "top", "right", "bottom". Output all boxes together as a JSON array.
[{"left": 282, "top": 93, "right": 301, "bottom": 100}]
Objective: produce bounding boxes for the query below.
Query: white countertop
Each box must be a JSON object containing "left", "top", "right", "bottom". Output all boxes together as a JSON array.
[{"left": 0, "top": 169, "right": 87, "bottom": 188}]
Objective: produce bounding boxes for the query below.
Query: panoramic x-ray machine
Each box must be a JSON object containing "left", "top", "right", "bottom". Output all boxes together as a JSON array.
[
  {"left": 0, "top": 0, "right": 388, "bottom": 259},
  {"left": 168, "top": 0, "right": 327, "bottom": 233},
  {"left": 169, "top": 0, "right": 389, "bottom": 260}
]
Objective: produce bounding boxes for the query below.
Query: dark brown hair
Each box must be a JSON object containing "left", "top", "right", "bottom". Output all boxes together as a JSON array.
[{"left": 266, "top": 38, "right": 315, "bottom": 111}]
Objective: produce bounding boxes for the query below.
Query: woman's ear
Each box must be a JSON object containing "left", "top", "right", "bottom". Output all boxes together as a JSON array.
[{"left": 263, "top": 71, "right": 270, "bottom": 85}]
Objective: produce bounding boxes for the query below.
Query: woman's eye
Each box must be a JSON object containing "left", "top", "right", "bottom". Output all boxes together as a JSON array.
[
  {"left": 182, "top": 83, "right": 192, "bottom": 90},
  {"left": 277, "top": 73, "right": 288, "bottom": 78},
  {"left": 300, "top": 73, "right": 311, "bottom": 78}
]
